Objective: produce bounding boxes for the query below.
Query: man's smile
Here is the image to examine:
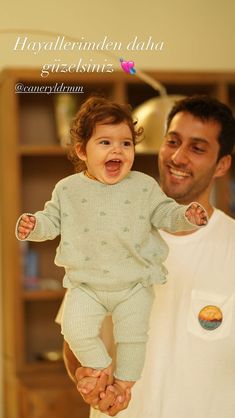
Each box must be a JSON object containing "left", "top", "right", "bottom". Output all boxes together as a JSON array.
[{"left": 167, "top": 164, "right": 191, "bottom": 179}]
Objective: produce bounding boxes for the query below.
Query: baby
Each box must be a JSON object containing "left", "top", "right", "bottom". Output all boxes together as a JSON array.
[{"left": 16, "top": 96, "right": 208, "bottom": 407}]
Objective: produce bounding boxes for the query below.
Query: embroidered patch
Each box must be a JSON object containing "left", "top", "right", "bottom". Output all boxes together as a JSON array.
[{"left": 198, "top": 305, "right": 223, "bottom": 330}]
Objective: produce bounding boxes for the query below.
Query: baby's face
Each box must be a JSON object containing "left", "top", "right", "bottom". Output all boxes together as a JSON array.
[{"left": 78, "top": 122, "right": 135, "bottom": 184}]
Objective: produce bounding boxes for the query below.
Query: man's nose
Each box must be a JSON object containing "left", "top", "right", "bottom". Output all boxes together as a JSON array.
[{"left": 171, "top": 146, "right": 189, "bottom": 165}]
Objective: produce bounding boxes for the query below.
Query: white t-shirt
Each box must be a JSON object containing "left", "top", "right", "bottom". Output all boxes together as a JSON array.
[{"left": 91, "top": 209, "right": 235, "bottom": 418}]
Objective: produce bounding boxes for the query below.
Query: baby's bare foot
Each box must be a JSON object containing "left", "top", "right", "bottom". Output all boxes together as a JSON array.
[
  {"left": 78, "top": 364, "right": 113, "bottom": 395},
  {"left": 78, "top": 375, "right": 100, "bottom": 394}
]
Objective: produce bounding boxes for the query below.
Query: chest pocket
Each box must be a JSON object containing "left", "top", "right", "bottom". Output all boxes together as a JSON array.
[{"left": 187, "top": 289, "right": 235, "bottom": 341}]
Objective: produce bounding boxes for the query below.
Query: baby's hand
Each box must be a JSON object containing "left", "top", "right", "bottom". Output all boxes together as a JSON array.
[
  {"left": 17, "top": 214, "right": 36, "bottom": 239},
  {"left": 186, "top": 203, "right": 208, "bottom": 226}
]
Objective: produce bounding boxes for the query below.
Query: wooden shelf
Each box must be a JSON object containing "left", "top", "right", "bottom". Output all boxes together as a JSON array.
[
  {"left": 19, "top": 145, "right": 67, "bottom": 156},
  {"left": 22, "top": 359, "right": 65, "bottom": 374},
  {"left": 22, "top": 289, "right": 65, "bottom": 301}
]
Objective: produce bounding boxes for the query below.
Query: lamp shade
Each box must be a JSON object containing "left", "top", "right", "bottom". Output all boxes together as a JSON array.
[{"left": 133, "top": 95, "right": 184, "bottom": 154}]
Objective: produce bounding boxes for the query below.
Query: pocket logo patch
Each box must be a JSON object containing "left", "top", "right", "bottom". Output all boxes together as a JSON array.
[{"left": 198, "top": 305, "right": 223, "bottom": 330}]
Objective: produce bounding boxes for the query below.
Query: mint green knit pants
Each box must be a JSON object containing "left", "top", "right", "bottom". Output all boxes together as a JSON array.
[{"left": 61, "top": 283, "right": 154, "bottom": 381}]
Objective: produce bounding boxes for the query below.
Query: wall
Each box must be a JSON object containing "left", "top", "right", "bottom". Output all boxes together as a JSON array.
[{"left": 0, "top": 0, "right": 234, "bottom": 71}]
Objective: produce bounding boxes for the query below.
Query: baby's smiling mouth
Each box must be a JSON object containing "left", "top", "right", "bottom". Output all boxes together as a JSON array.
[{"left": 105, "top": 159, "right": 122, "bottom": 172}]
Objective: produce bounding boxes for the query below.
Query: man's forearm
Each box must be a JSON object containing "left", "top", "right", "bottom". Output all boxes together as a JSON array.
[{"left": 63, "top": 340, "right": 80, "bottom": 383}]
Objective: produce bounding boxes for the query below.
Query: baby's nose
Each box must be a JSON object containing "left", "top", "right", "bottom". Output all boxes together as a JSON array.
[{"left": 112, "top": 144, "right": 122, "bottom": 153}]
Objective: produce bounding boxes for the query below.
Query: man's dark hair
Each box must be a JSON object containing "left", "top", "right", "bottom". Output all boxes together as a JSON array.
[{"left": 166, "top": 95, "right": 235, "bottom": 159}]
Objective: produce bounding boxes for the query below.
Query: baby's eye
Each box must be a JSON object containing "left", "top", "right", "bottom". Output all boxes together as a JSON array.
[
  {"left": 123, "top": 140, "right": 133, "bottom": 147},
  {"left": 99, "top": 140, "right": 110, "bottom": 145}
]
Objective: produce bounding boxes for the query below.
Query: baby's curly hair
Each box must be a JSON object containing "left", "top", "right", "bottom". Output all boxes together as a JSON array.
[{"left": 68, "top": 96, "right": 143, "bottom": 172}]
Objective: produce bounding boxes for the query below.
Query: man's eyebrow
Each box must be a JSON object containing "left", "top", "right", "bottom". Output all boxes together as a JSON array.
[
  {"left": 166, "top": 130, "right": 178, "bottom": 136},
  {"left": 166, "top": 130, "right": 181, "bottom": 138},
  {"left": 166, "top": 131, "right": 210, "bottom": 145},
  {"left": 189, "top": 137, "right": 210, "bottom": 145}
]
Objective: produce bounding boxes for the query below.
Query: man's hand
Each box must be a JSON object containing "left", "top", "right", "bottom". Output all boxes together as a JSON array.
[
  {"left": 75, "top": 367, "right": 132, "bottom": 415},
  {"left": 99, "top": 385, "right": 132, "bottom": 416},
  {"left": 63, "top": 342, "right": 132, "bottom": 415},
  {"left": 106, "top": 388, "right": 132, "bottom": 416}
]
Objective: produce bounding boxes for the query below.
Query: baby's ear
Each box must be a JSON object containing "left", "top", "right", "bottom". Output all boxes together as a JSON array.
[{"left": 75, "top": 144, "right": 87, "bottom": 161}]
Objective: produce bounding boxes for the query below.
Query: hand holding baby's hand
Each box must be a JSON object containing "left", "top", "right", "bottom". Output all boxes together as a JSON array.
[
  {"left": 186, "top": 203, "right": 208, "bottom": 226},
  {"left": 75, "top": 366, "right": 133, "bottom": 416},
  {"left": 17, "top": 214, "right": 36, "bottom": 239},
  {"left": 100, "top": 379, "right": 133, "bottom": 416}
]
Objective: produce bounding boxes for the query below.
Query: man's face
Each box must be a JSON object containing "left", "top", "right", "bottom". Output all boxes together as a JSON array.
[{"left": 158, "top": 111, "right": 223, "bottom": 205}]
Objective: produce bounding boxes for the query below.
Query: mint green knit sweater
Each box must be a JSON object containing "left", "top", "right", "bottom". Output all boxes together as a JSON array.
[{"left": 16, "top": 171, "right": 198, "bottom": 290}]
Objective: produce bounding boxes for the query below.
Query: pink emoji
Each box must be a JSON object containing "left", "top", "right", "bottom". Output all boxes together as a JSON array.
[{"left": 120, "top": 58, "right": 136, "bottom": 74}]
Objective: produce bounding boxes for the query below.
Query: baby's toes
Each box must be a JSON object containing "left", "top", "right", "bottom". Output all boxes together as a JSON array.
[{"left": 78, "top": 376, "right": 98, "bottom": 394}]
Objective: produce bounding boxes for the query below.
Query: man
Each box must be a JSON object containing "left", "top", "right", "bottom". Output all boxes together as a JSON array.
[{"left": 60, "top": 95, "right": 235, "bottom": 418}]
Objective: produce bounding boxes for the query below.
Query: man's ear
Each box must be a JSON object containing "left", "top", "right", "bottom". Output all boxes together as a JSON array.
[
  {"left": 214, "top": 155, "right": 231, "bottom": 179},
  {"left": 75, "top": 144, "right": 87, "bottom": 162}
]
